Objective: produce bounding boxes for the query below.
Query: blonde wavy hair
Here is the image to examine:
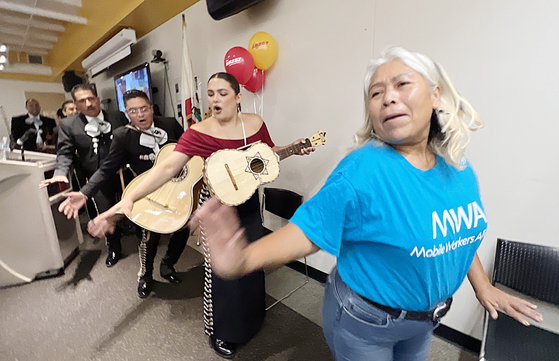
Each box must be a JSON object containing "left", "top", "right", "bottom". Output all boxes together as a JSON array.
[{"left": 354, "top": 46, "right": 484, "bottom": 169}]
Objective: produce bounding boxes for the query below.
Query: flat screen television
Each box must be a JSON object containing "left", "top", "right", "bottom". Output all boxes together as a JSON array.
[{"left": 114, "top": 62, "right": 153, "bottom": 112}]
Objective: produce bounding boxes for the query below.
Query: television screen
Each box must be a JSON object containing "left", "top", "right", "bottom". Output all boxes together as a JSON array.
[{"left": 114, "top": 62, "right": 153, "bottom": 112}]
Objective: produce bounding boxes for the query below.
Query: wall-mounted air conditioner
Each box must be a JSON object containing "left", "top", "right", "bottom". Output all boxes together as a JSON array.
[{"left": 82, "top": 28, "right": 136, "bottom": 77}]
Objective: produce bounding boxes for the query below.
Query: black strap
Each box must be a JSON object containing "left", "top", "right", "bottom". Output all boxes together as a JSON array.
[{"left": 361, "top": 296, "right": 452, "bottom": 323}]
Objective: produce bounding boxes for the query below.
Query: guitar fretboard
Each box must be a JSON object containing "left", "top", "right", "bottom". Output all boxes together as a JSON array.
[{"left": 276, "top": 139, "right": 311, "bottom": 160}]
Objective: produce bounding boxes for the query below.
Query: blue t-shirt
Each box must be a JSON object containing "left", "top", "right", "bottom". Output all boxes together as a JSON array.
[{"left": 290, "top": 141, "right": 487, "bottom": 311}]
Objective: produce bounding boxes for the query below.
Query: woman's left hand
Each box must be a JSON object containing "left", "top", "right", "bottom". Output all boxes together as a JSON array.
[
  {"left": 474, "top": 283, "right": 543, "bottom": 326},
  {"left": 292, "top": 138, "right": 315, "bottom": 155},
  {"left": 468, "top": 254, "right": 543, "bottom": 326}
]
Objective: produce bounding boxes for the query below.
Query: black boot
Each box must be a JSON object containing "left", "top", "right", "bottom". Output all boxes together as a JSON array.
[
  {"left": 105, "top": 231, "right": 122, "bottom": 267},
  {"left": 209, "top": 336, "right": 237, "bottom": 359},
  {"left": 159, "top": 229, "right": 188, "bottom": 283},
  {"left": 105, "top": 248, "right": 121, "bottom": 267},
  {"left": 137, "top": 276, "right": 153, "bottom": 298},
  {"left": 160, "top": 263, "right": 181, "bottom": 284}
]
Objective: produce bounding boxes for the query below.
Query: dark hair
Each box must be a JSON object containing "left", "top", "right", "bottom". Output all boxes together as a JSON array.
[
  {"left": 61, "top": 100, "right": 74, "bottom": 109},
  {"left": 57, "top": 108, "right": 64, "bottom": 118},
  {"left": 208, "top": 72, "right": 242, "bottom": 111},
  {"left": 123, "top": 89, "right": 151, "bottom": 107},
  {"left": 70, "top": 83, "right": 98, "bottom": 100},
  {"left": 208, "top": 72, "right": 241, "bottom": 95}
]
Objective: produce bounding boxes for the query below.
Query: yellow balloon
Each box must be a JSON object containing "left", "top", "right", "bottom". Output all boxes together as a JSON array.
[{"left": 248, "top": 32, "right": 278, "bottom": 70}]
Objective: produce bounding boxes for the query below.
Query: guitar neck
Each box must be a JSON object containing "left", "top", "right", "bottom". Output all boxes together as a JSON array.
[{"left": 276, "top": 139, "right": 311, "bottom": 161}]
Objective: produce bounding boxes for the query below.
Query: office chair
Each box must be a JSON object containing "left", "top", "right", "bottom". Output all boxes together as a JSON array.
[
  {"left": 262, "top": 187, "right": 309, "bottom": 311},
  {"left": 479, "top": 239, "right": 559, "bottom": 361}
]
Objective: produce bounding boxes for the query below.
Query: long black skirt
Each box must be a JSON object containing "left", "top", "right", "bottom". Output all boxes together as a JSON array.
[{"left": 202, "top": 191, "right": 266, "bottom": 344}]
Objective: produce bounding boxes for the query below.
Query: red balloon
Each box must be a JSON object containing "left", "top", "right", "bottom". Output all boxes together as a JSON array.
[
  {"left": 224, "top": 47, "right": 254, "bottom": 85},
  {"left": 244, "top": 68, "right": 265, "bottom": 93}
]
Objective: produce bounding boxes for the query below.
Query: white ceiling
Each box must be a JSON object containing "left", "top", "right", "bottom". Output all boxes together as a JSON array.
[
  {"left": 0, "top": 0, "right": 86, "bottom": 58},
  {"left": 0, "top": 0, "right": 200, "bottom": 80}
]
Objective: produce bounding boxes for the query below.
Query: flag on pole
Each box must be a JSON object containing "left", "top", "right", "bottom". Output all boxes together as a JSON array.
[{"left": 181, "top": 15, "right": 201, "bottom": 127}]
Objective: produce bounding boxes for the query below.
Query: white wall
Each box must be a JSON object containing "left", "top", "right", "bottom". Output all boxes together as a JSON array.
[
  {"left": 0, "top": 79, "right": 64, "bottom": 138},
  {"left": 89, "top": 0, "right": 559, "bottom": 340}
]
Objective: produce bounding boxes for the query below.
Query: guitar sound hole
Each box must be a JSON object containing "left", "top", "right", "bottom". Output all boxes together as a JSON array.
[
  {"left": 250, "top": 158, "right": 265, "bottom": 173},
  {"left": 172, "top": 166, "right": 188, "bottom": 182}
]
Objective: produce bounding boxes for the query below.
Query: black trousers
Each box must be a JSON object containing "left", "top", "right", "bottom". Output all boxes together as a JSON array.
[
  {"left": 139, "top": 227, "right": 190, "bottom": 278},
  {"left": 87, "top": 185, "right": 122, "bottom": 252}
]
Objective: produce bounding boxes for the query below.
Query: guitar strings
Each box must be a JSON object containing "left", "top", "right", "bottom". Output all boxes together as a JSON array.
[{"left": 151, "top": 165, "right": 189, "bottom": 212}]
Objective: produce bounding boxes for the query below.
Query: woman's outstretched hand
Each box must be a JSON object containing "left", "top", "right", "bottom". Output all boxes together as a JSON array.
[
  {"left": 468, "top": 254, "right": 543, "bottom": 326},
  {"left": 87, "top": 213, "right": 123, "bottom": 239},
  {"left": 189, "top": 197, "right": 249, "bottom": 279},
  {"left": 87, "top": 199, "right": 132, "bottom": 238}
]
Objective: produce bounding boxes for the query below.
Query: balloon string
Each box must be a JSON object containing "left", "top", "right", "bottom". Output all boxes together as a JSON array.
[
  {"left": 260, "top": 76, "right": 264, "bottom": 120},
  {"left": 244, "top": 73, "right": 264, "bottom": 118},
  {"left": 254, "top": 90, "right": 263, "bottom": 118},
  {"left": 253, "top": 91, "right": 257, "bottom": 116}
]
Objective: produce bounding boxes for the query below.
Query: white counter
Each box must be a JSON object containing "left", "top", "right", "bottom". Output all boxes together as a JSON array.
[{"left": 0, "top": 150, "right": 82, "bottom": 288}]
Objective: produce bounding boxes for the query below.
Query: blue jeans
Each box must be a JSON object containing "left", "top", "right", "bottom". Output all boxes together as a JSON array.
[{"left": 322, "top": 267, "right": 436, "bottom": 361}]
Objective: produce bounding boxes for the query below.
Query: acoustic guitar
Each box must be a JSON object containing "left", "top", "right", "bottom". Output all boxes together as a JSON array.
[
  {"left": 122, "top": 143, "right": 204, "bottom": 234},
  {"left": 204, "top": 131, "right": 326, "bottom": 206}
]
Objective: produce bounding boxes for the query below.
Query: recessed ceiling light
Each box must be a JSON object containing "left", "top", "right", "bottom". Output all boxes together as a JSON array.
[{"left": 0, "top": 45, "right": 6, "bottom": 52}]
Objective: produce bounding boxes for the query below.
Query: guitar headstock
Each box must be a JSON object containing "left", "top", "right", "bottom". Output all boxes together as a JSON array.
[{"left": 306, "top": 130, "right": 327, "bottom": 147}]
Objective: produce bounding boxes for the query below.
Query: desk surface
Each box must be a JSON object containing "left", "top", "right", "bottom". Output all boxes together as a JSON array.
[{"left": 0, "top": 149, "right": 56, "bottom": 165}]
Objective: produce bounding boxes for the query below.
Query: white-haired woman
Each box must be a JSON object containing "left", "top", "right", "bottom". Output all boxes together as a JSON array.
[{"left": 190, "top": 47, "right": 542, "bottom": 361}]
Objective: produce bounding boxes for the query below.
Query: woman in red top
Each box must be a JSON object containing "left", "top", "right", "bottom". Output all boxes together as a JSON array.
[{"left": 89, "top": 72, "right": 314, "bottom": 358}]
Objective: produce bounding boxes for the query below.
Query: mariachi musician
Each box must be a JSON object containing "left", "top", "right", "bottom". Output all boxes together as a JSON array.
[{"left": 58, "top": 89, "right": 189, "bottom": 299}]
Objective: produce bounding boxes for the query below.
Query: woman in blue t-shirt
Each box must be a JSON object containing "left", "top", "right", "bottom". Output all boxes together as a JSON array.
[{"left": 198, "top": 47, "right": 542, "bottom": 360}]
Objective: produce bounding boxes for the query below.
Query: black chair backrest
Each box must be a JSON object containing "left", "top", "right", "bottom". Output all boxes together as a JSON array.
[
  {"left": 264, "top": 188, "right": 303, "bottom": 220},
  {"left": 494, "top": 239, "right": 559, "bottom": 305}
]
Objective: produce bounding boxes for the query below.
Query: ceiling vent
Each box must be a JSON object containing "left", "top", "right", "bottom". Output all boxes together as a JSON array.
[{"left": 28, "top": 54, "right": 43, "bottom": 65}]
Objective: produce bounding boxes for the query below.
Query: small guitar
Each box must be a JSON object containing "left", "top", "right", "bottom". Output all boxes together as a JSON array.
[
  {"left": 204, "top": 131, "right": 326, "bottom": 206},
  {"left": 122, "top": 143, "right": 204, "bottom": 234}
]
